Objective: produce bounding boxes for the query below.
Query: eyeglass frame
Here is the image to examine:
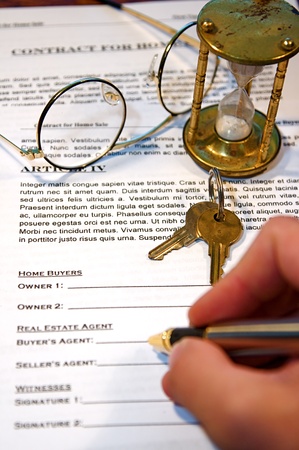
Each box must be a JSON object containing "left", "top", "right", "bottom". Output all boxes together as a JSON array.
[{"left": 0, "top": 21, "right": 219, "bottom": 171}]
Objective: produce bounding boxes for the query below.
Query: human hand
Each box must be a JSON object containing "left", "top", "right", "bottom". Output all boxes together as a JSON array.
[{"left": 162, "top": 216, "right": 299, "bottom": 450}]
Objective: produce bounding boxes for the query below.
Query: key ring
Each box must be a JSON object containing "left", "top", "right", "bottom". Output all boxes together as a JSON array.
[{"left": 208, "top": 168, "right": 225, "bottom": 221}]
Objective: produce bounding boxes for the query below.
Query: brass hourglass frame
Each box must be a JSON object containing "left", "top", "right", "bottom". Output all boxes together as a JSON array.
[{"left": 183, "top": 0, "right": 299, "bottom": 178}]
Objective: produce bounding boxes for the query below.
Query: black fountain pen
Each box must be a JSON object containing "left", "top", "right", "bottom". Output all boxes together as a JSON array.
[{"left": 148, "top": 319, "right": 299, "bottom": 356}]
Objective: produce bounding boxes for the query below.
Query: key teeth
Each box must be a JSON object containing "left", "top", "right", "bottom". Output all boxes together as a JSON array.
[
  {"left": 148, "top": 251, "right": 165, "bottom": 261},
  {"left": 218, "top": 251, "right": 227, "bottom": 279},
  {"left": 148, "top": 242, "right": 183, "bottom": 260},
  {"left": 148, "top": 231, "right": 189, "bottom": 261}
]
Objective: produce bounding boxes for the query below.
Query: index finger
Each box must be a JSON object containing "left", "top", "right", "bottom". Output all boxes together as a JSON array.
[{"left": 189, "top": 216, "right": 299, "bottom": 326}]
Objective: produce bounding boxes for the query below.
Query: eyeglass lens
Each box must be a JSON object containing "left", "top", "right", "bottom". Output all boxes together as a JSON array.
[{"left": 37, "top": 78, "right": 126, "bottom": 170}]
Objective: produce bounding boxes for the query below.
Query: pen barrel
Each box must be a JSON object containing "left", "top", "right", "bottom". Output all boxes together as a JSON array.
[
  {"left": 151, "top": 320, "right": 299, "bottom": 355},
  {"left": 170, "top": 327, "right": 205, "bottom": 345},
  {"left": 205, "top": 321, "right": 299, "bottom": 356}
]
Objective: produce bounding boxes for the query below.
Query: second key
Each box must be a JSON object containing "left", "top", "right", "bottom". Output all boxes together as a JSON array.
[{"left": 198, "top": 207, "right": 243, "bottom": 284}]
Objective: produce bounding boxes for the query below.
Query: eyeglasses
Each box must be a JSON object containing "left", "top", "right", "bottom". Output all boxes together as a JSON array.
[{"left": 0, "top": 21, "right": 219, "bottom": 171}]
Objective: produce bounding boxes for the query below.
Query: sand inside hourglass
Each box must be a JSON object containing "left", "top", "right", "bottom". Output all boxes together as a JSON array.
[{"left": 216, "top": 63, "right": 263, "bottom": 141}]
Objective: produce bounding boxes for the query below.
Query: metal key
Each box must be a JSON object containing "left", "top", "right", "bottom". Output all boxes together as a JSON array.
[
  {"left": 198, "top": 207, "right": 243, "bottom": 284},
  {"left": 148, "top": 201, "right": 217, "bottom": 260}
]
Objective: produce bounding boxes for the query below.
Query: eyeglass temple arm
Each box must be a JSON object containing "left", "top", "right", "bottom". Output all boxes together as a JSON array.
[
  {"left": 0, "top": 133, "right": 44, "bottom": 160},
  {"left": 98, "top": 0, "right": 200, "bottom": 49}
]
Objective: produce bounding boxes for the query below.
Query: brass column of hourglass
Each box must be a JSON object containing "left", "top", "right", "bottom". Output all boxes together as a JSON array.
[{"left": 183, "top": 0, "right": 299, "bottom": 178}]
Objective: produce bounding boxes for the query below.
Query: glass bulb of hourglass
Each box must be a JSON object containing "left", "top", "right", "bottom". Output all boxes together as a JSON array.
[
  {"left": 215, "top": 62, "right": 263, "bottom": 141},
  {"left": 216, "top": 88, "right": 255, "bottom": 140}
]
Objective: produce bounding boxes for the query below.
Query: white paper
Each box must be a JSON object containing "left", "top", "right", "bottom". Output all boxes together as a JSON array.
[{"left": 0, "top": 1, "right": 298, "bottom": 448}]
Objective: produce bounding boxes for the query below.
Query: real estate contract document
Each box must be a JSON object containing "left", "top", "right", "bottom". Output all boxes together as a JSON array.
[{"left": 0, "top": 1, "right": 298, "bottom": 449}]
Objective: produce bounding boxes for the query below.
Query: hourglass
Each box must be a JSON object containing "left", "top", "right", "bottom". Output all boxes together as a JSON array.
[{"left": 183, "top": 0, "right": 299, "bottom": 177}]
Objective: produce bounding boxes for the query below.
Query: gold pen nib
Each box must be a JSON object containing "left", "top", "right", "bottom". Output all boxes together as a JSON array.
[
  {"left": 148, "top": 332, "right": 165, "bottom": 353},
  {"left": 148, "top": 329, "right": 173, "bottom": 354}
]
